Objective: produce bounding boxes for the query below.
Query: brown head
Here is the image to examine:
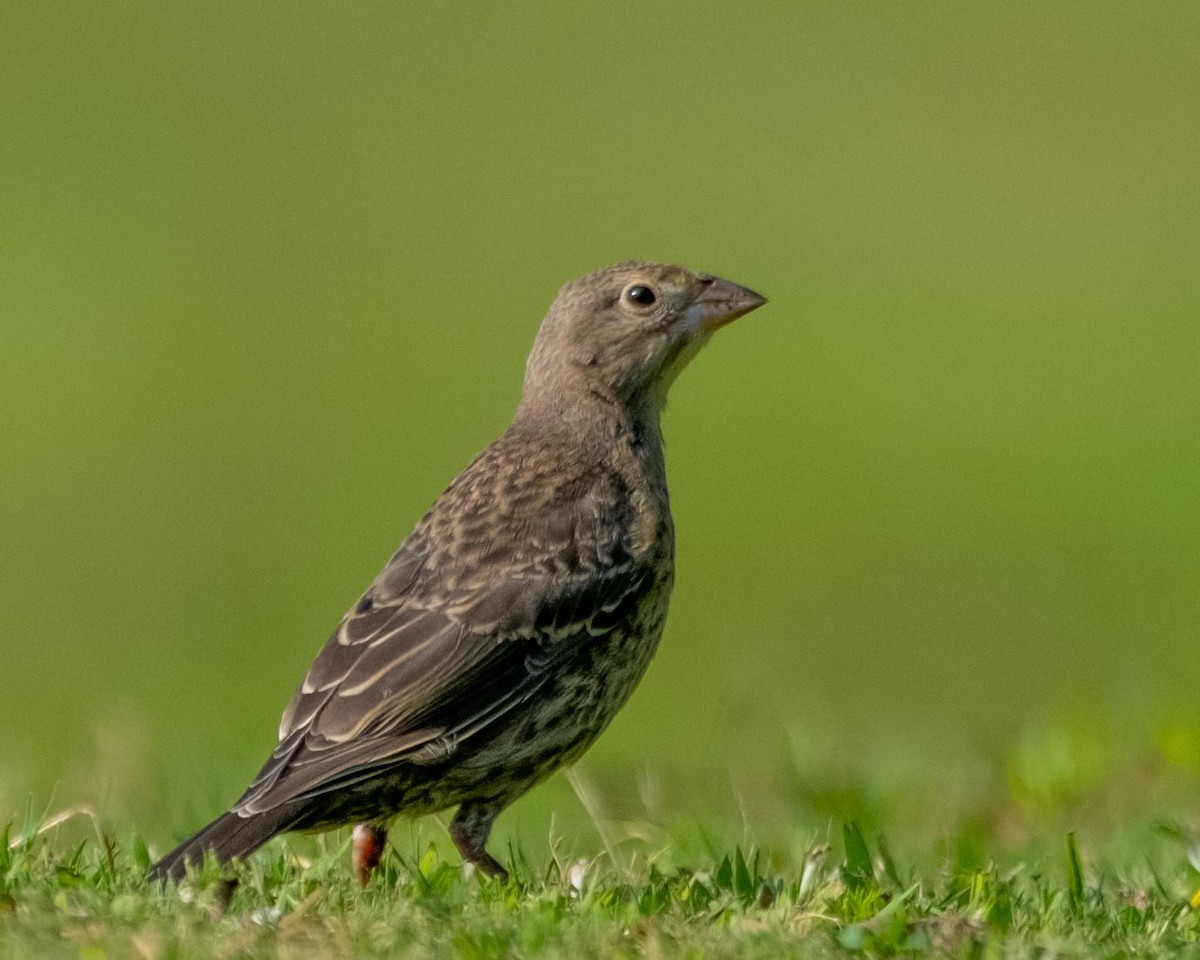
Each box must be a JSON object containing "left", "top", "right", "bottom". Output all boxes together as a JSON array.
[{"left": 520, "top": 261, "right": 766, "bottom": 417}]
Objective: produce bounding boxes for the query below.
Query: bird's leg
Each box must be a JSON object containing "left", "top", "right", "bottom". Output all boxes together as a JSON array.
[
  {"left": 449, "top": 802, "right": 509, "bottom": 880},
  {"left": 351, "top": 822, "right": 389, "bottom": 886}
]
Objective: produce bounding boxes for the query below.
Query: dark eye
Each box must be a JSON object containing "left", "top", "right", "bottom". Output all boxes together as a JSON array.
[{"left": 625, "top": 285, "right": 657, "bottom": 306}]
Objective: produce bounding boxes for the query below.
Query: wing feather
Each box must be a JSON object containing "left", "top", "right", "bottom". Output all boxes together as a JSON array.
[{"left": 236, "top": 432, "right": 656, "bottom": 817}]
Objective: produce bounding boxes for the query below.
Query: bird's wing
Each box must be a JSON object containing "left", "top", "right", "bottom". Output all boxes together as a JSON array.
[{"left": 235, "top": 445, "right": 653, "bottom": 816}]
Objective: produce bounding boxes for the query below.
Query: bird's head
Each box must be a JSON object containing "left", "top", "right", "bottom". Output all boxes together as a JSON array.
[{"left": 521, "top": 262, "right": 766, "bottom": 416}]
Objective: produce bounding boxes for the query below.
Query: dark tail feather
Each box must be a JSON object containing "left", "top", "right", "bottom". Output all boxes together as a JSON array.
[{"left": 150, "top": 807, "right": 293, "bottom": 884}]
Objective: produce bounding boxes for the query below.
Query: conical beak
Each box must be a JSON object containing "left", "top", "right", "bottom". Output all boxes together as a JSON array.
[{"left": 684, "top": 276, "right": 768, "bottom": 333}]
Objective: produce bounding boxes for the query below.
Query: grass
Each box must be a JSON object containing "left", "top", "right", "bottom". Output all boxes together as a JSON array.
[
  {"left": 6, "top": 724, "right": 1200, "bottom": 958},
  {"left": 3, "top": 817, "right": 1199, "bottom": 959}
]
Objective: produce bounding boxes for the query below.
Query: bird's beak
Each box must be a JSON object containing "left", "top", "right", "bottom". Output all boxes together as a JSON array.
[{"left": 684, "top": 276, "right": 768, "bottom": 333}]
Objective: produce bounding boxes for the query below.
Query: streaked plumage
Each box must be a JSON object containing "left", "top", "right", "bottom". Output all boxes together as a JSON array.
[{"left": 151, "top": 261, "right": 766, "bottom": 883}]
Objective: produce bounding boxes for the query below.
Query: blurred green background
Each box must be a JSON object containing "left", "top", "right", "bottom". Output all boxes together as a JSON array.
[{"left": 2, "top": 3, "right": 1197, "bottom": 849}]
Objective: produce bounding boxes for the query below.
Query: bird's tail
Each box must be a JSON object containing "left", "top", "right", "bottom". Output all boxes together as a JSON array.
[{"left": 150, "top": 807, "right": 294, "bottom": 884}]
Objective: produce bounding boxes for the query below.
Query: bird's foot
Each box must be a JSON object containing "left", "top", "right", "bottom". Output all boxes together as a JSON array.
[
  {"left": 450, "top": 803, "right": 509, "bottom": 881},
  {"left": 351, "top": 822, "right": 388, "bottom": 887}
]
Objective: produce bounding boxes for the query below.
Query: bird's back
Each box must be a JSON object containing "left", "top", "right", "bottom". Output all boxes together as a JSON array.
[{"left": 235, "top": 414, "right": 675, "bottom": 826}]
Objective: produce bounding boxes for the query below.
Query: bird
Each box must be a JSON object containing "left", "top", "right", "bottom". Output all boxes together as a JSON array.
[{"left": 151, "top": 261, "right": 766, "bottom": 884}]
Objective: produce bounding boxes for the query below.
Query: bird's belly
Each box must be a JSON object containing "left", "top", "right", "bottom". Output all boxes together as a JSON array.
[
  {"left": 298, "top": 573, "right": 672, "bottom": 828},
  {"left": 431, "top": 585, "right": 671, "bottom": 805}
]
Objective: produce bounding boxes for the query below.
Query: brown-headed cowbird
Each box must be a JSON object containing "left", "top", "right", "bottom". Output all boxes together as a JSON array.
[{"left": 151, "top": 262, "right": 766, "bottom": 884}]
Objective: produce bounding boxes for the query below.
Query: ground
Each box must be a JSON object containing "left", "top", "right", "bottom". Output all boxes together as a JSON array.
[{"left": 5, "top": 727, "right": 1200, "bottom": 959}]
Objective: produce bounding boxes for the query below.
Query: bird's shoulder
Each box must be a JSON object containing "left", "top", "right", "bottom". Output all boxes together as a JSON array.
[{"left": 373, "top": 422, "right": 666, "bottom": 612}]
